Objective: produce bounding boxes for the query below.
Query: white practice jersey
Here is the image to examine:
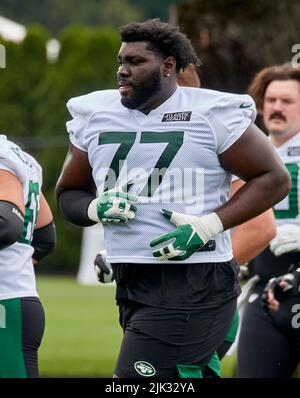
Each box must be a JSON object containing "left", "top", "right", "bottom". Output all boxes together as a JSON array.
[
  {"left": 273, "top": 132, "right": 300, "bottom": 226},
  {"left": 0, "top": 135, "right": 42, "bottom": 299},
  {"left": 67, "top": 86, "right": 256, "bottom": 263}
]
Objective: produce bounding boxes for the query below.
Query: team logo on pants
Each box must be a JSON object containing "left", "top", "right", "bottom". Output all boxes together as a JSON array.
[{"left": 134, "top": 361, "right": 156, "bottom": 376}]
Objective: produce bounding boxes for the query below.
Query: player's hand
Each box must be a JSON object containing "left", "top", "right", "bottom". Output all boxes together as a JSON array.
[
  {"left": 261, "top": 266, "right": 300, "bottom": 311},
  {"left": 149, "top": 209, "right": 223, "bottom": 261},
  {"left": 88, "top": 182, "right": 138, "bottom": 224},
  {"left": 270, "top": 224, "right": 300, "bottom": 256},
  {"left": 262, "top": 283, "right": 280, "bottom": 312},
  {"left": 94, "top": 250, "right": 114, "bottom": 283}
]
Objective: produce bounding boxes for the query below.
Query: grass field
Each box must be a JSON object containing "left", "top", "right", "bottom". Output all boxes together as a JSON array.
[{"left": 37, "top": 275, "right": 237, "bottom": 377}]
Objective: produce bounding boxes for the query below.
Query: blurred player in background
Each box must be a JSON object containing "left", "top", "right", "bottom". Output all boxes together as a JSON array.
[
  {"left": 56, "top": 19, "right": 289, "bottom": 378},
  {"left": 0, "top": 135, "right": 56, "bottom": 378},
  {"left": 237, "top": 63, "right": 300, "bottom": 378}
]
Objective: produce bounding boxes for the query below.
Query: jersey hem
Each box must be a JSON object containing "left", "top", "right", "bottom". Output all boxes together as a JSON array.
[
  {"left": 0, "top": 291, "right": 39, "bottom": 301},
  {"left": 116, "top": 288, "right": 241, "bottom": 310},
  {"left": 109, "top": 254, "right": 233, "bottom": 264}
]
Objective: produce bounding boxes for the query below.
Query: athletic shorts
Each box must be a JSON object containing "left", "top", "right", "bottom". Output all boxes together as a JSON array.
[
  {"left": 201, "top": 309, "right": 239, "bottom": 378},
  {"left": 224, "top": 309, "right": 239, "bottom": 343},
  {"left": 0, "top": 296, "right": 45, "bottom": 378},
  {"left": 114, "top": 298, "right": 237, "bottom": 378},
  {"left": 237, "top": 284, "right": 300, "bottom": 378}
]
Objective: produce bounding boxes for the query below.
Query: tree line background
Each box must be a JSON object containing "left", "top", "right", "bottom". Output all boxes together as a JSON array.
[
  {"left": 0, "top": 0, "right": 181, "bottom": 33},
  {"left": 0, "top": 25, "right": 123, "bottom": 273},
  {"left": 0, "top": 0, "right": 298, "bottom": 273}
]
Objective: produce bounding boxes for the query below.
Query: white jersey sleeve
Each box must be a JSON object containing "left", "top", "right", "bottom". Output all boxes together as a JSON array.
[
  {"left": 66, "top": 90, "right": 120, "bottom": 151},
  {"left": 66, "top": 95, "right": 93, "bottom": 152},
  {"left": 0, "top": 136, "right": 28, "bottom": 185},
  {"left": 206, "top": 93, "right": 256, "bottom": 154}
]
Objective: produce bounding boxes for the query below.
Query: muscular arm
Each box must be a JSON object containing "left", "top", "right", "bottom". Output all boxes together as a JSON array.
[
  {"left": 217, "top": 123, "right": 290, "bottom": 230},
  {"left": 56, "top": 143, "right": 138, "bottom": 226},
  {"left": 230, "top": 179, "right": 276, "bottom": 265},
  {"left": 56, "top": 144, "right": 96, "bottom": 197},
  {"left": 0, "top": 169, "right": 25, "bottom": 213},
  {"left": 55, "top": 144, "right": 97, "bottom": 226}
]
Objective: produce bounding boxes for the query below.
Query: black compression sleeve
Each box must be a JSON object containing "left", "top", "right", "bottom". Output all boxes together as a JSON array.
[
  {"left": 57, "top": 189, "right": 96, "bottom": 227},
  {"left": 0, "top": 200, "right": 24, "bottom": 250},
  {"left": 32, "top": 222, "right": 56, "bottom": 261}
]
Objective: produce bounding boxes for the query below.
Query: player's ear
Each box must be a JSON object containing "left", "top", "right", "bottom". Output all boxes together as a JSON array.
[{"left": 162, "top": 56, "right": 176, "bottom": 77}]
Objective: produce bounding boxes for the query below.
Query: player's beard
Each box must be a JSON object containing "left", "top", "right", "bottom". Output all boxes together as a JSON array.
[{"left": 120, "top": 67, "right": 162, "bottom": 110}]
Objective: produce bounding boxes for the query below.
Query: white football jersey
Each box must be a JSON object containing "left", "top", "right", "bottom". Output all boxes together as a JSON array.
[
  {"left": 273, "top": 132, "right": 300, "bottom": 225},
  {"left": 67, "top": 86, "right": 256, "bottom": 263},
  {"left": 0, "top": 135, "right": 42, "bottom": 299}
]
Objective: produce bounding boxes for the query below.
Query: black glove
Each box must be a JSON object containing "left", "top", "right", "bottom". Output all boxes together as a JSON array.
[
  {"left": 262, "top": 265, "right": 300, "bottom": 310},
  {"left": 94, "top": 250, "right": 114, "bottom": 284}
]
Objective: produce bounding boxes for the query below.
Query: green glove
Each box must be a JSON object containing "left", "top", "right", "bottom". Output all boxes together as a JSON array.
[
  {"left": 88, "top": 183, "right": 138, "bottom": 224},
  {"left": 150, "top": 209, "right": 223, "bottom": 261}
]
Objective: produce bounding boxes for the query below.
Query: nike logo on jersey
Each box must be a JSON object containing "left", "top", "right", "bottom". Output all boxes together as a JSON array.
[
  {"left": 196, "top": 240, "right": 216, "bottom": 252},
  {"left": 161, "top": 111, "right": 192, "bottom": 122},
  {"left": 239, "top": 103, "right": 252, "bottom": 109}
]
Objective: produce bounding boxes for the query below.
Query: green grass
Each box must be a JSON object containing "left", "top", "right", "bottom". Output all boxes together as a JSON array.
[
  {"left": 220, "top": 354, "right": 237, "bottom": 378},
  {"left": 37, "top": 275, "right": 237, "bottom": 377},
  {"left": 37, "top": 276, "right": 122, "bottom": 377}
]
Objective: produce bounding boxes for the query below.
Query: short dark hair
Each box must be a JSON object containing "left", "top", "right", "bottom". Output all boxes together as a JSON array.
[
  {"left": 249, "top": 63, "right": 300, "bottom": 114},
  {"left": 119, "top": 19, "right": 200, "bottom": 73}
]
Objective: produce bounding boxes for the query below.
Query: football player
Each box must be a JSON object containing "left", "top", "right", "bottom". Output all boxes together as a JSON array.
[
  {"left": 0, "top": 135, "right": 56, "bottom": 377},
  {"left": 56, "top": 19, "right": 290, "bottom": 378},
  {"left": 94, "top": 64, "right": 277, "bottom": 377},
  {"left": 237, "top": 63, "right": 300, "bottom": 378}
]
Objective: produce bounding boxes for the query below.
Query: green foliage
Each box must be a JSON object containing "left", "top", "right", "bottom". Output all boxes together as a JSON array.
[
  {"left": 0, "top": 25, "right": 49, "bottom": 136},
  {"left": 40, "top": 26, "right": 120, "bottom": 273},
  {"left": 37, "top": 26, "right": 120, "bottom": 273},
  {"left": 129, "top": 0, "right": 184, "bottom": 21},
  {"left": 0, "top": 24, "right": 121, "bottom": 272},
  {"left": 0, "top": 0, "right": 189, "bottom": 33},
  {"left": 0, "top": 0, "right": 144, "bottom": 34}
]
